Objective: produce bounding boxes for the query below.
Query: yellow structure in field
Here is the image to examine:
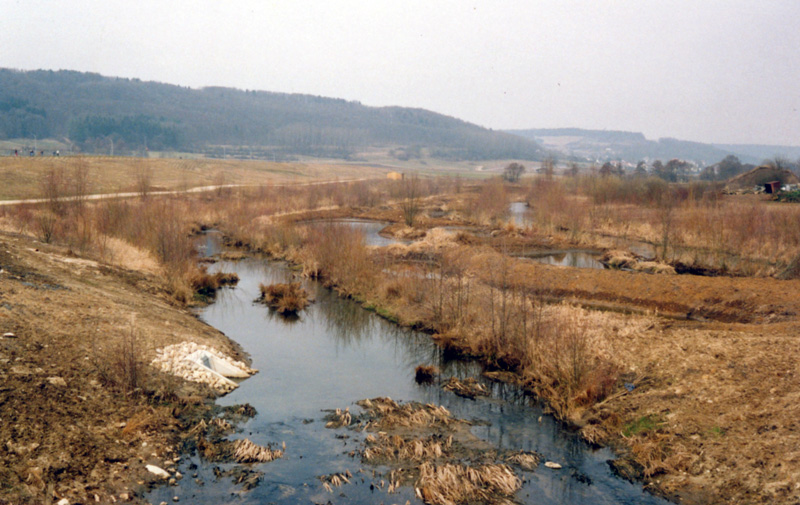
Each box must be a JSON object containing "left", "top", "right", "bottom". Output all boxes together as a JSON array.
[{"left": 386, "top": 171, "right": 404, "bottom": 180}]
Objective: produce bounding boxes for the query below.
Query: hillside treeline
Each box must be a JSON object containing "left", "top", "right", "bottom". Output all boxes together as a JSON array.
[{"left": 0, "top": 68, "right": 542, "bottom": 160}]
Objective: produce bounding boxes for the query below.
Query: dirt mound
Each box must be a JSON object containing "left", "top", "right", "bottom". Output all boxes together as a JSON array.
[{"left": 725, "top": 165, "right": 800, "bottom": 191}]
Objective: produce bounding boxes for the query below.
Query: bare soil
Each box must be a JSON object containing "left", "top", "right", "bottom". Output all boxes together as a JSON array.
[{"left": 0, "top": 231, "right": 245, "bottom": 504}]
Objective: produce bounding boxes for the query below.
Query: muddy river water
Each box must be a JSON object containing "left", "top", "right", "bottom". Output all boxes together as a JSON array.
[{"left": 147, "top": 234, "right": 669, "bottom": 504}]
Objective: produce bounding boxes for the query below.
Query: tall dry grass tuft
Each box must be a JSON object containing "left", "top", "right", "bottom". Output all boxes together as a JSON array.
[{"left": 257, "top": 282, "right": 311, "bottom": 315}]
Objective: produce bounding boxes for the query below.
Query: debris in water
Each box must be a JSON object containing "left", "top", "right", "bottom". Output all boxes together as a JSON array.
[
  {"left": 442, "top": 376, "right": 490, "bottom": 399},
  {"left": 146, "top": 464, "right": 170, "bottom": 479},
  {"left": 324, "top": 407, "right": 352, "bottom": 428},
  {"left": 505, "top": 450, "right": 541, "bottom": 470},
  {"left": 544, "top": 461, "right": 562, "bottom": 469}
]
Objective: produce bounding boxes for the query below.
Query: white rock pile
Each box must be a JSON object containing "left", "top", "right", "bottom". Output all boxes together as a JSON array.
[{"left": 151, "top": 342, "right": 257, "bottom": 394}]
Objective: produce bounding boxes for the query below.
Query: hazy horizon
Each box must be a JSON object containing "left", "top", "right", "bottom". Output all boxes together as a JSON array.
[{"left": 2, "top": 1, "right": 798, "bottom": 146}]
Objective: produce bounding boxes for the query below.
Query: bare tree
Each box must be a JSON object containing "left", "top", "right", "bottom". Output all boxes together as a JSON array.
[
  {"left": 135, "top": 160, "right": 152, "bottom": 199},
  {"left": 40, "top": 164, "right": 66, "bottom": 216},
  {"left": 503, "top": 162, "right": 526, "bottom": 182},
  {"left": 400, "top": 174, "right": 422, "bottom": 226},
  {"left": 71, "top": 156, "right": 91, "bottom": 214}
]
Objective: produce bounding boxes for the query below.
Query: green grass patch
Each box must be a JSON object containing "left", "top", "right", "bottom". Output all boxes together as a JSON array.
[
  {"left": 707, "top": 426, "right": 726, "bottom": 437},
  {"left": 775, "top": 190, "right": 800, "bottom": 203},
  {"left": 622, "top": 415, "right": 663, "bottom": 437}
]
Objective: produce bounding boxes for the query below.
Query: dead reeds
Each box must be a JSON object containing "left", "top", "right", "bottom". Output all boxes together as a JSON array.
[
  {"left": 356, "top": 397, "right": 455, "bottom": 430},
  {"left": 415, "top": 462, "right": 521, "bottom": 505},
  {"left": 415, "top": 364, "right": 439, "bottom": 384},
  {"left": 257, "top": 282, "right": 311, "bottom": 315},
  {"left": 442, "top": 377, "right": 489, "bottom": 399},
  {"left": 232, "top": 438, "right": 284, "bottom": 463}
]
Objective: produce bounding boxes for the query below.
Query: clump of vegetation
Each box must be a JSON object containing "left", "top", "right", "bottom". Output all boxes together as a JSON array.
[
  {"left": 232, "top": 438, "right": 284, "bottom": 463},
  {"left": 623, "top": 414, "right": 663, "bottom": 437},
  {"left": 257, "top": 282, "right": 311, "bottom": 315},
  {"left": 775, "top": 189, "right": 800, "bottom": 203},
  {"left": 415, "top": 461, "right": 521, "bottom": 505},
  {"left": 415, "top": 365, "right": 439, "bottom": 384},
  {"left": 191, "top": 268, "right": 239, "bottom": 298},
  {"left": 442, "top": 376, "right": 490, "bottom": 399}
]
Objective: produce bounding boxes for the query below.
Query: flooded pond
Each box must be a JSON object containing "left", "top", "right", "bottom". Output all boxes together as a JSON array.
[
  {"left": 302, "top": 219, "right": 403, "bottom": 247},
  {"left": 517, "top": 250, "right": 607, "bottom": 270},
  {"left": 509, "top": 201, "right": 532, "bottom": 227},
  {"left": 147, "top": 238, "right": 669, "bottom": 505}
]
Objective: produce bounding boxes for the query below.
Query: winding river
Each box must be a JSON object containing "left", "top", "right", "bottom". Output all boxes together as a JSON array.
[{"left": 146, "top": 234, "right": 670, "bottom": 505}]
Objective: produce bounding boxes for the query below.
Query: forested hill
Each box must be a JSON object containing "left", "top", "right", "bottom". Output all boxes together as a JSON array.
[
  {"left": 0, "top": 68, "right": 542, "bottom": 160},
  {"left": 507, "top": 127, "right": 746, "bottom": 165}
]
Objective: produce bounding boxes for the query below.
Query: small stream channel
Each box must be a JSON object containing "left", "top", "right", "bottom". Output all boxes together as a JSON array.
[{"left": 146, "top": 233, "right": 670, "bottom": 505}]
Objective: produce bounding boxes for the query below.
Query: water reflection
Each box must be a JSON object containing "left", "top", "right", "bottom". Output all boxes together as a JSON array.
[
  {"left": 301, "top": 218, "right": 403, "bottom": 246},
  {"left": 147, "top": 255, "right": 670, "bottom": 505},
  {"left": 517, "top": 250, "right": 607, "bottom": 269}
]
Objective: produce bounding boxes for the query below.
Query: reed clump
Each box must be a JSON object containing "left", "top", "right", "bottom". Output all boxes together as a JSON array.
[
  {"left": 505, "top": 450, "right": 541, "bottom": 470},
  {"left": 191, "top": 268, "right": 239, "bottom": 298},
  {"left": 362, "top": 433, "right": 451, "bottom": 463},
  {"left": 257, "top": 282, "right": 311, "bottom": 315},
  {"left": 357, "top": 397, "right": 456, "bottom": 430},
  {"left": 442, "top": 377, "right": 490, "bottom": 399},
  {"left": 415, "top": 462, "right": 521, "bottom": 505},
  {"left": 232, "top": 438, "right": 284, "bottom": 463},
  {"left": 415, "top": 364, "right": 439, "bottom": 384}
]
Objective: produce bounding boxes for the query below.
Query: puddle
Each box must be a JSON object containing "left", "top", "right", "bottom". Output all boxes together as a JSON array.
[{"left": 146, "top": 237, "right": 670, "bottom": 505}]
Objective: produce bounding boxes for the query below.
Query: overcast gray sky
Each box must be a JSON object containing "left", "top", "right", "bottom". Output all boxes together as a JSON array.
[{"left": 2, "top": 0, "right": 798, "bottom": 145}]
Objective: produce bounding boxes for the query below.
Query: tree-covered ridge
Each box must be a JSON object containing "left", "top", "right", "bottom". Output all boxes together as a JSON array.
[{"left": 0, "top": 68, "right": 542, "bottom": 160}]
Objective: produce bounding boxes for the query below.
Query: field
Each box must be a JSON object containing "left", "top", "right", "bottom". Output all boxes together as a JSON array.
[
  {"left": 0, "top": 155, "right": 385, "bottom": 200},
  {"left": 2, "top": 157, "right": 800, "bottom": 504}
]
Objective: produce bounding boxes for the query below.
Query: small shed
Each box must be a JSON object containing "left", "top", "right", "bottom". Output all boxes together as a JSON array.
[
  {"left": 387, "top": 171, "right": 404, "bottom": 181},
  {"left": 765, "top": 181, "right": 782, "bottom": 194}
]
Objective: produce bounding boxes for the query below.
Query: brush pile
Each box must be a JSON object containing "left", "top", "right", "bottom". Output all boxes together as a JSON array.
[
  {"left": 442, "top": 377, "right": 490, "bottom": 399},
  {"left": 256, "top": 282, "right": 311, "bottom": 315},
  {"left": 151, "top": 341, "right": 256, "bottom": 393}
]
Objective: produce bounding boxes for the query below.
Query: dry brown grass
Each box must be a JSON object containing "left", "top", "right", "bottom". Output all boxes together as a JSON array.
[
  {"left": 442, "top": 377, "right": 489, "bottom": 399},
  {"left": 232, "top": 438, "right": 284, "bottom": 463},
  {"left": 257, "top": 282, "right": 311, "bottom": 315},
  {"left": 356, "top": 398, "right": 456, "bottom": 430},
  {"left": 415, "top": 364, "right": 439, "bottom": 384},
  {"left": 0, "top": 156, "right": 382, "bottom": 200},
  {"left": 415, "top": 462, "right": 521, "bottom": 505}
]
